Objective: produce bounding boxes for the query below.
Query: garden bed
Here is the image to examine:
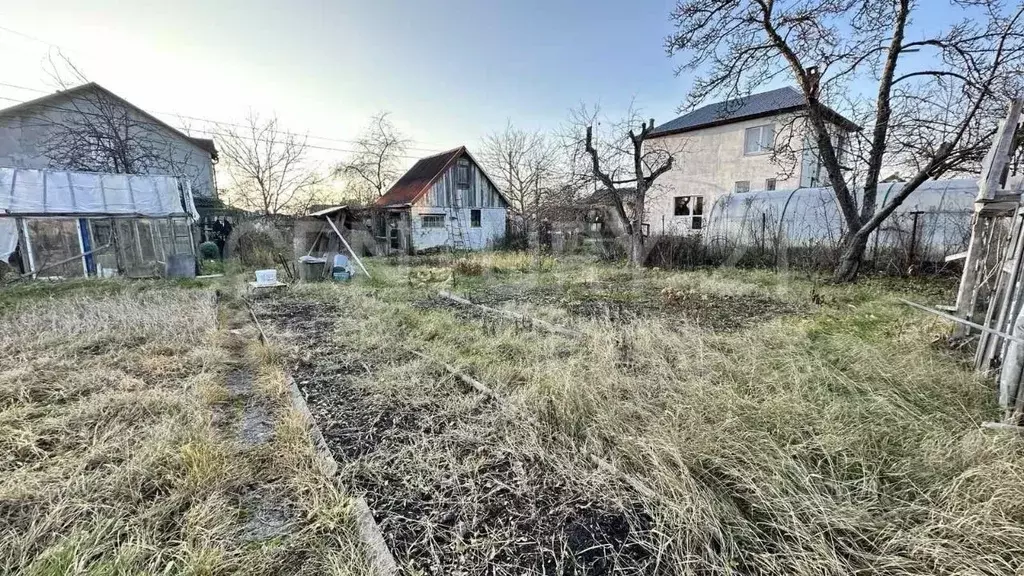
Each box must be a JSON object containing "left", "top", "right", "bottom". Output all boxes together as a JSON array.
[{"left": 255, "top": 295, "right": 659, "bottom": 575}]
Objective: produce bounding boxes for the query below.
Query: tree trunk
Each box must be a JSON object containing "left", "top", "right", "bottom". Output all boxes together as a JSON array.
[
  {"left": 833, "top": 230, "right": 871, "bottom": 282},
  {"left": 630, "top": 233, "right": 644, "bottom": 266}
]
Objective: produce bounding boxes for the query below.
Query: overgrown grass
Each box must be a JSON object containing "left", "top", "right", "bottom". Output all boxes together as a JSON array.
[
  {"left": 283, "top": 253, "right": 1023, "bottom": 574},
  {"left": 0, "top": 285, "right": 369, "bottom": 574}
]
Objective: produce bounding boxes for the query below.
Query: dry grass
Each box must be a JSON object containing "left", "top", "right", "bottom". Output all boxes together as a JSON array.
[
  {"left": 275, "top": 254, "right": 1024, "bottom": 574},
  {"left": 0, "top": 285, "right": 370, "bottom": 575}
]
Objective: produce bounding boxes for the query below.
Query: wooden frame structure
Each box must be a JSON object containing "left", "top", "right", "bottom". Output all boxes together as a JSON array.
[{"left": 951, "top": 98, "right": 1024, "bottom": 419}]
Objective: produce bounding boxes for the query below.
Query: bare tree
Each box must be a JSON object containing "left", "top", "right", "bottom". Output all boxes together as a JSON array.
[
  {"left": 218, "top": 111, "right": 324, "bottom": 215},
  {"left": 566, "top": 104, "right": 675, "bottom": 265},
  {"left": 335, "top": 112, "right": 409, "bottom": 203},
  {"left": 666, "top": 0, "right": 1024, "bottom": 281},
  {"left": 33, "top": 53, "right": 205, "bottom": 191},
  {"left": 478, "top": 121, "right": 563, "bottom": 223}
]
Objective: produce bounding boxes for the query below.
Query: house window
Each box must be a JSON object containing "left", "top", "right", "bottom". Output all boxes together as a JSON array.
[
  {"left": 470, "top": 209, "right": 481, "bottom": 228},
  {"left": 673, "top": 196, "right": 690, "bottom": 216},
  {"left": 744, "top": 124, "right": 775, "bottom": 155},
  {"left": 456, "top": 159, "right": 471, "bottom": 189},
  {"left": 673, "top": 195, "right": 704, "bottom": 229},
  {"left": 735, "top": 181, "right": 750, "bottom": 193},
  {"left": 765, "top": 178, "right": 777, "bottom": 191},
  {"left": 421, "top": 214, "right": 445, "bottom": 229}
]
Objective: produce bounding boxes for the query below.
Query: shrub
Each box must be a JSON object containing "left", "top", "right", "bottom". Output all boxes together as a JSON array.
[
  {"left": 198, "top": 241, "right": 220, "bottom": 260},
  {"left": 453, "top": 259, "right": 485, "bottom": 276},
  {"left": 494, "top": 229, "right": 529, "bottom": 251},
  {"left": 644, "top": 234, "right": 709, "bottom": 268},
  {"left": 200, "top": 259, "right": 226, "bottom": 275},
  {"left": 226, "top": 221, "right": 289, "bottom": 269}
]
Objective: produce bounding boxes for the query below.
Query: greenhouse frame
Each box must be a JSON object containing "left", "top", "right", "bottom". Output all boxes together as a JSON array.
[
  {"left": 700, "top": 179, "right": 977, "bottom": 268},
  {"left": 0, "top": 168, "right": 200, "bottom": 279}
]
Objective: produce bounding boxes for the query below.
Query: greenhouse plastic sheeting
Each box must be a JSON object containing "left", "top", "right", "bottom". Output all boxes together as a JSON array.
[
  {"left": 0, "top": 168, "right": 192, "bottom": 217},
  {"left": 704, "top": 179, "right": 977, "bottom": 259},
  {"left": 0, "top": 218, "right": 16, "bottom": 263}
]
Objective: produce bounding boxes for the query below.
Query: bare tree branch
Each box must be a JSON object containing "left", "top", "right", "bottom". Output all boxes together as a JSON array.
[
  {"left": 667, "top": 0, "right": 1024, "bottom": 281},
  {"left": 218, "top": 111, "right": 324, "bottom": 215},
  {"left": 334, "top": 112, "right": 409, "bottom": 204}
]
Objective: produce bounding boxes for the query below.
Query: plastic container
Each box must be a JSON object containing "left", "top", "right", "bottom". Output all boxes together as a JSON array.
[{"left": 332, "top": 254, "right": 353, "bottom": 281}]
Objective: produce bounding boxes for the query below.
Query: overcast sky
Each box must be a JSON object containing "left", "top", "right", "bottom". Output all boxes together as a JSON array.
[{"left": 0, "top": 1, "right": 966, "bottom": 170}]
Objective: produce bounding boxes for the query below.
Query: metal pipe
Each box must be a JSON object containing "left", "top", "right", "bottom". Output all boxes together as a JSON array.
[
  {"left": 4, "top": 242, "right": 113, "bottom": 285},
  {"left": 899, "top": 298, "right": 1024, "bottom": 343}
]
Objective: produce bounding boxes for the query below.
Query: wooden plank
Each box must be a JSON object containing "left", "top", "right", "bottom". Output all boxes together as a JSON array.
[
  {"left": 325, "top": 216, "right": 371, "bottom": 279},
  {"left": 437, "top": 290, "right": 580, "bottom": 338},
  {"left": 978, "top": 202, "right": 1019, "bottom": 216},
  {"left": 981, "top": 213, "right": 1024, "bottom": 371},
  {"left": 954, "top": 216, "right": 993, "bottom": 337},
  {"left": 956, "top": 99, "right": 1024, "bottom": 337},
  {"left": 248, "top": 300, "right": 398, "bottom": 576},
  {"left": 408, "top": 349, "right": 499, "bottom": 399},
  {"left": 998, "top": 309, "right": 1024, "bottom": 407},
  {"left": 982, "top": 421, "right": 1024, "bottom": 433},
  {"left": 979, "top": 98, "right": 1023, "bottom": 200},
  {"left": 3, "top": 242, "right": 112, "bottom": 285}
]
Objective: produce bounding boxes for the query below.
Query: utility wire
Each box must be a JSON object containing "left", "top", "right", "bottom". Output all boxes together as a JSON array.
[
  {"left": 0, "top": 94, "right": 444, "bottom": 160},
  {"left": 0, "top": 83, "right": 445, "bottom": 153}
]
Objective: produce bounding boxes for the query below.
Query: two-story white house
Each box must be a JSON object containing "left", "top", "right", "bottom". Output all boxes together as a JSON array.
[{"left": 646, "top": 87, "right": 860, "bottom": 234}]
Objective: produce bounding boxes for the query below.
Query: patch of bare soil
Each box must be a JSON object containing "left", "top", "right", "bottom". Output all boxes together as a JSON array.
[
  {"left": 464, "top": 282, "right": 802, "bottom": 331},
  {"left": 254, "top": 295, "right": 660, "bottom": 575},
  {"left": 216, "top": 332, "right": 297, "bottom": 544}
]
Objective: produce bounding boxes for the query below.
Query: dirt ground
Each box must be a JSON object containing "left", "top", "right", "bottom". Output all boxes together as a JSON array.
[
  {"left": 254, "top": 296, "right": 658, "bottom": 575},
  {"left": 423, "top": 280, "right": 804, "bottom": 331}
]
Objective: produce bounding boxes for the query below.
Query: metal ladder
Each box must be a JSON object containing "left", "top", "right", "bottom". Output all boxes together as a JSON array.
[{"left": 448, "top": 192, "right": 468, "bottom": 251}]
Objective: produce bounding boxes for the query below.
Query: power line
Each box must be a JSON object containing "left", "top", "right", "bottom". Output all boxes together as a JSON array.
[
  {"left": 0, "top": 94, "right": 437, "bottom": 160},
  {"left": 0, "top": 24, "right": 60, "bottom": 47},
  {"left": 0, "top": 82, "right": 445, "bottom": 153}
]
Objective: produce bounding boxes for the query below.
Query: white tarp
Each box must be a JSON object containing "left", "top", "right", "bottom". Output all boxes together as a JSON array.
[
  {"left": 0, "top": 218, "right": 17, "bottom": 263},
  {"left": 0, "top": 168, "right": 191, "bottom": 217}
]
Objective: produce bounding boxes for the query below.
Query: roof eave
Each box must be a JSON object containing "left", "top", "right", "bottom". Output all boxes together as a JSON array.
[
  {"left": 0, "top": 82, "right": 221, "bottom": 158},
  {"left": 650, "top": 105, "right": 861, "bottom": 139}
]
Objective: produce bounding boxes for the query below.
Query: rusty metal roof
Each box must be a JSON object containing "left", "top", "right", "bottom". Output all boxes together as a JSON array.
[{"left": 374, "top": 147, "right": 465, "bottom": 207}]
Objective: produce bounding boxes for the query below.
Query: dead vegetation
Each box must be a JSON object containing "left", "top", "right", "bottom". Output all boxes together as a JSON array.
[
  {"left": 256, "top": 254, "right": 1024, "bottom": 575},
  {"left": 3, "top": 253, "right": 1020, "bottom": 575},
  {"left": 0, "top": 285, "right": 370, "bottom": 575},
  {"left": 257, "top": 293, "right": 656, "bottom": 575}
]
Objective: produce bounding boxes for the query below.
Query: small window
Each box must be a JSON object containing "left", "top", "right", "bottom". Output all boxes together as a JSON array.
[
  {"left": 735, "top": 181, "right": 750, "bottom": 193},
  {"left": 456, "top": 159, "right": 471, "bottom": 189},
  {"left": 765, "top": 178, "right": 776, "bottom": 191},
  {"left": 470, "top": 209, "right": 481, "bottom": 228},
  {"left": 673, "top": 195, "right": 704, "bottom": 229},
  {"left": 673, "top": 196, "right": 690, "bottom": 216},
  {"left": 421, "top": 214, "right": 445, "bottom": 228},
  {"left": 692, "top": 196, "right": 704, "bottom": 230},
  {"left": 744, "top": 124, "right": 775, "bottom": 155}
]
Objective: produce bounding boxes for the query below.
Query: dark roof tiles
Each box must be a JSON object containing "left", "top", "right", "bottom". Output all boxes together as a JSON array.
[{"left": 651, "top": 87, "right": 859, "bottom": 137}]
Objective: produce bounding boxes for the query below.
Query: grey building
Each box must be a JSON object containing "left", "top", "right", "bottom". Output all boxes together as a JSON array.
[{"left": 0, "top": 82, "right": 218, "bottom": 199}]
